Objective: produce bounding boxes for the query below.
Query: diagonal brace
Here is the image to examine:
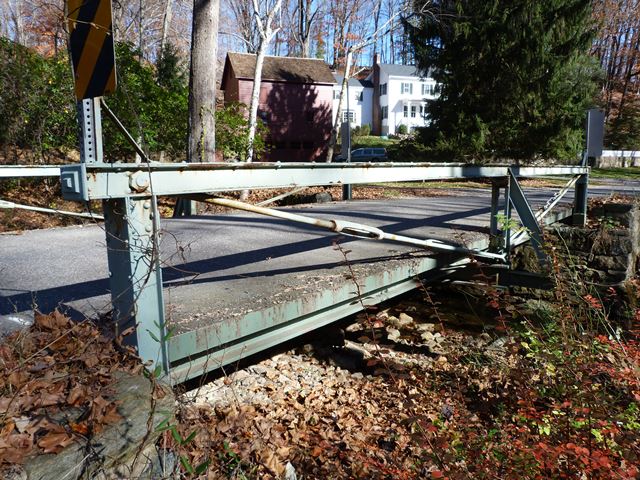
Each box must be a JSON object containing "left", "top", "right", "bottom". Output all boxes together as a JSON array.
[{"left": 507, "top": 169, "right": 548, "bottom": 266}]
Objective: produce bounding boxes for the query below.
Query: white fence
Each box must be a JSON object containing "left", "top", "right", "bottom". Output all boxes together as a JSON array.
[{"left": 595, "top": 150, "right": 640, "bottom": 168}]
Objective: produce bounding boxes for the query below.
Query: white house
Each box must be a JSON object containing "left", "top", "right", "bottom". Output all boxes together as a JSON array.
[
  {"left": 331, "top": 74, "right": 374, "bottom": 129},
  {"left": 331, "top": 58, "right": 440, "bottom": 136},
  {"left": 369, "top": 61, "right": 439, "bottom": 136}
]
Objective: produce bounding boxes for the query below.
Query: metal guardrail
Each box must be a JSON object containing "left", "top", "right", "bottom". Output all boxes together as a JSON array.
[
  {"left": 0, "top": 165, "right": 63, "bottom": 177},
  {"left": 2, "top": 156, "right": 589, "bottom": 383},
  {"left": 59, "top": 161, "right": 589, "bottom": 200},
  {"left": 50, "top": 159, "right": 589, "bottom": 382}
]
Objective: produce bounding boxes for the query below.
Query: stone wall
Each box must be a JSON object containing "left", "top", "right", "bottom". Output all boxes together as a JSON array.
[{"left": 549, "top": 202, "right": 639, "bottom": 286}]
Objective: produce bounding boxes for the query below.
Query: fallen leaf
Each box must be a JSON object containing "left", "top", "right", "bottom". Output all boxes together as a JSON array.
[{"left": 37, "top": 432, "right": 74, "bottom": 454}]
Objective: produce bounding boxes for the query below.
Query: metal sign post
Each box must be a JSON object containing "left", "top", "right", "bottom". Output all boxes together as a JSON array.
[
  {"left": 585, "top": 108, "right": 605, "bottom": 163},
  {"left": 574, "top": 109, "right": 603, "bottom": 226},
  {"left": 340, "top": 121, "right": 352, "bottom": 200},
  {"left": 65, "top": 0, "right": 169, "bottom": 375},
  {"left": 76, "top": 98, "right": 103, "bottom": 164}
]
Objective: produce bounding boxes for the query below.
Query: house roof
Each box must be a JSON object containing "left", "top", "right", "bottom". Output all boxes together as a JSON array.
[
  {"left": 333, "top": 74, "right": 373, "bottom": 89},
  {"left": 377, "top": 63, "right": 433, "bottom": 79},
  {"left": 222, "top": 53, "right": 336, "bottom": 88}
]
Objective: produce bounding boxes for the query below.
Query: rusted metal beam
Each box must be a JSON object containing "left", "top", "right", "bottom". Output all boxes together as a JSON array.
[{"left": 59, "top": 162, "right": 590, "bottom": 202}]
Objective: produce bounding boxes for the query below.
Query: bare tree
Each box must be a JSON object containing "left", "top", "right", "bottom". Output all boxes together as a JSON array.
[
  {"left": 188, "top": 0, "right": 220, "bottom": 162},
  {"left": 245, "top": 0, "right": 283, "bottom": 163},
  {"left": 326, "top": 1, "right": 426, "bottom": 162},
  {"left": 292, "top": 0, "right": 321, "bottom": 57},
  {"left": 225, "top": 0, "right": 260, "bottom": 53},
  {"left": 159, "top": 0, "right": 174, "bottom": 54}
]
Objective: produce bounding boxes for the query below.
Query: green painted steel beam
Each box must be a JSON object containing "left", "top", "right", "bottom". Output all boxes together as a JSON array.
[
  {"left": 166, "top": 206, "right": 574, "bottom": 383},
  {"left": 167, "top": 249, "right": 465, "bottom": 383},
  {"left": 60, "top": 162, "right": 590, "bottom": 201},
  {"left": 103, "top": 196, "right": 169, "bottom": 374},
  {"left": 508, "top": 171, "right": 547, "bottom": 265}
]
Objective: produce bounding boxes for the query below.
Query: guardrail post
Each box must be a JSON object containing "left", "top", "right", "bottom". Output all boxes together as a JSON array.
[
  {"left": 502, "top": 177, "right": 511, "bottom": 256},
  {"left": 490, "top": 181, "right": 501, "bottom": 236},
  {"left": 103, "top": 196, "right": 169, "bottom": 375},
  {"left": 573, "top": 173, "right": 589, "bottom": 227}
]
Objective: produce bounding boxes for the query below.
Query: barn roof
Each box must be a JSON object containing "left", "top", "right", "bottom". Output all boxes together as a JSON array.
[{"left": 222, "top": 52, "right": 336, "bottom": 88}]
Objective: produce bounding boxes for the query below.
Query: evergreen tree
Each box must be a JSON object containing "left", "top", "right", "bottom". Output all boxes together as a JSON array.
[{"left": 407, "top": 0, "right": 600, "bottom": 162}]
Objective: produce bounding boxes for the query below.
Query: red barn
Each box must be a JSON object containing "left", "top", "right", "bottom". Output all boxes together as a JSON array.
[{"left": 221, "top": 52, "right": 336, "bottom": 162}]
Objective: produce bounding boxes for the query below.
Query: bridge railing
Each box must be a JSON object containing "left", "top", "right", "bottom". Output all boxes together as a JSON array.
[{"left": 47, "top": 157, "right": 587, "bottom": 381}]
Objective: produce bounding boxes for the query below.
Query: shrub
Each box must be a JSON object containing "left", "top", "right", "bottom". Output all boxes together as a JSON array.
[
  {"left": 0, "top": 40, "right": 190, "bottom": 162},
  {"left": 215, "top": 102, "right": 268, "bottom": 161},
  {"left": 351, "top": 124, "right": 371, "bottom": 137},
  {"left": 0, "top": 38, "right": 76, "bottom": 160},
  {"left": 396, "top": 124, "right": 408, "bottom": 135}
]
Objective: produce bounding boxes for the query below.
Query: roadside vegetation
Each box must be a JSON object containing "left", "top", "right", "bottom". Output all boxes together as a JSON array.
[
  {"left": 2, "top": 231, "right": 638, "bottom": 479},
  {"left": 591, "top": 167, "right": 640, "bottom": 180}
]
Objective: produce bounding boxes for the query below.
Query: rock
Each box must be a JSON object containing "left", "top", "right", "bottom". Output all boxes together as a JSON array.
[
  {"left": 284, "top": 462, "right": 298, "bottom": 480},
  {"left": 314, "top": 192, "right": 333, "bottom": 203},
  {"left": 416, "top": 323, "right": 435, "bottom": 333},
  {"left": 420, "top": 331, "right": 434, "bottom": 342},
  {"left": 387, "top": 327, "right": 401, "bottom": 342},
  {"left": 590, "top": 254, "right": 629, "bottom": 272},
  {"left": 230, "top": 369, "right": 250, "bottom": 382},
  {"left": 398, "top": 313, "right": 414, "bottom": 326},
  {"left": 23, "top": 372, "right": 175, "bottom": 480}
]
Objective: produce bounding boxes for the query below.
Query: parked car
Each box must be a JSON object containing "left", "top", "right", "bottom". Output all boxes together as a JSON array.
[{"left": 336, "top": 147, "right": 388, "bottom": 162}]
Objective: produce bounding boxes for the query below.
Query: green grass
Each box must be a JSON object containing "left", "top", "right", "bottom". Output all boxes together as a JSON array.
[
  {"left": 590, "top": 166, "right": 640, "bottom": 180},
  {"left": 351, "top": 136, "right": 400, "bottom": 148}
]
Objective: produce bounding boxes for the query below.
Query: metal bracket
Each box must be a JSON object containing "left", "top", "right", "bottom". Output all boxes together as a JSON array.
[{"left": 60, "top": 164, "right": 88, "bottom": 201}]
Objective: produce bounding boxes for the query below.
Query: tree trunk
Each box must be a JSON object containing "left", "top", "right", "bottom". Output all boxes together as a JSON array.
[
  {"left": 246, "top": 44, "right": 267, "bottom": 163},
  {"left": 160, "top": 0, "right": 173, "bottom": 54},
  {"left": 188, "top": 0, "right": 219, "bottom": 163},
  {"left": 326, "top": 49, "right": 352, "bottom": 163},
  {"left": 246, "top": 0, "right": 282, "bottom": 164}
]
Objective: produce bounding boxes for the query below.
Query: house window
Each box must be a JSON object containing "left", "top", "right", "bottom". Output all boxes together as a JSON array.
[
  {"left": 343, "top": 110, "right": 356, "bottom": 123},
  {"left": 419, "top": 105, "right": 425, "bottom": 116},
  {"left": 333, "top": 90, "right": 340, "bottom": 100},
  {"left": 410, "top": 105, "right": 416, "bottom": 118},
  {"left": 403, "top": 105, "right": 409, "bottom": 118},
  {"left": 379, "top": 83, "right": 387, "bottom": 96},
  {"left": 422, "top": 83, "right": 436, "bottom": 95},
  {"left": 401, "top": 82, "right": 413, "bottom": 94},
  {"left": 355, "top": 91, "right": 363, "bottom": 102},
  {"left": 382, "top": 106, "right": 388, "bottom": 119}
]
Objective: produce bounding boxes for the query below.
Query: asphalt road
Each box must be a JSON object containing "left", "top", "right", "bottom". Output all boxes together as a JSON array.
[{"left": 0, "top": 182, "right": 637, "bottom": 337}]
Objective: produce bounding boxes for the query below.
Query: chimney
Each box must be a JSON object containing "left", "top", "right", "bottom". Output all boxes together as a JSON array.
[{"left": 372, "top": 54, "right": 381, "bottom": 136}]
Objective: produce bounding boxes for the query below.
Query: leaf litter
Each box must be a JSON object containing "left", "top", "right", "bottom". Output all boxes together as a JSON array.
[{"left": 0, "top": 311, "right": 143, "bottom": 469}]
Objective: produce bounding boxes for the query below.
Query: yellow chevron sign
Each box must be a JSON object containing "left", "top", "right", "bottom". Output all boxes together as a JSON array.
[{"left": 67, "top": 0, "right": 116, "bottom": 100}]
